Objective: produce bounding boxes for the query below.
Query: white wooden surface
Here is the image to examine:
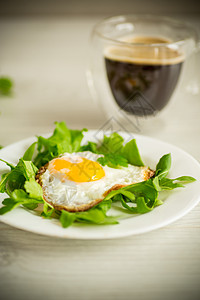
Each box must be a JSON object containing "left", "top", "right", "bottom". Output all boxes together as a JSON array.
[{"left": 0, "top": 15, "right": 200, "bottom": 300}]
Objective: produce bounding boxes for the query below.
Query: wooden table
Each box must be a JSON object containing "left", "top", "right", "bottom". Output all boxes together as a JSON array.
[{"left": 0, "top": 15, "right": 200, "bottom": 300}]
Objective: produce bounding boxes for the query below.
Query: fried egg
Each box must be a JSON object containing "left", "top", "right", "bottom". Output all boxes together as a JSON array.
[{"left": 36, "top": 151, "right": 154, "bottom": 212}]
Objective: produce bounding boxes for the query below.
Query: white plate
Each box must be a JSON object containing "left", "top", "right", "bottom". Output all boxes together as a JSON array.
[{"left": 0, "top": 131, "right": 200, "bottom": 239}]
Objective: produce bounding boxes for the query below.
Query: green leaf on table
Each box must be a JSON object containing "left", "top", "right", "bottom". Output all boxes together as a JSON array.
[{"left": 0, "top": 77, "right": 13, "bottom": 96}]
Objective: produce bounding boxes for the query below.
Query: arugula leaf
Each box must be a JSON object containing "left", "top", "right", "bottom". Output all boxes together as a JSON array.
[
  {"left": 0, "top": 173, "right": 11, "bottom": 193},
  {"left": 24, "top": 179, "right": 43, "bottom": 200},
  {"left": 119, "top": 195, "right": 138, "bottom": 213},
  {"left": 173, "top": 176, "right": 196, "bottom": 183},
  {"left": 98, "top": 132, "right": 124, "bottom": 154},
  {"left": 104, "top": 179, "right": 159, "bottom": 214},
  {"left": 23, "top": 142, "right": 37, "bottom": 161},
  {"left": 18, "top": 159, "right": 38, "bottom": 181},
  {"left": 0, "top": 157, "right": 43, "bottom": 215},
  {"left": 97, "top": 154, "right": 128, "bottom": 168},
  {"left": 124, "top": 180, "right": 158, "bottom": 203},
  {"left": 155, "top": 176, "right": 196, "bottom": 191},
  {"left": 0, "top": 187, "right": 43, "bottom": 215},
  {"left": 70, "top": 129, "right": 88, "bottom": 152},
  {"left": 0, "top": 198, "right": 19, "bottom": 215},
  {"left": 158, "top": 178, "right": 184, "bottom": 190},
  {"left": 155, "top": 153, "right": 171, "bottom": 179},
  {"left": 80, "top": 141, "right": 98, "bottom": 153},
  {"left": 136, "top": 196, "right": 154, "bottom": 213},
  {"left": 23, "top": 203, "right": 38, "bottom": 210},
  {"left": 0, "top": 158, "right": 15, "bottom": 170},
  {"left": 59, "top": 200, "right": 118, "bottom": 228},
  {"left": 122, "top": 139, "right": 144, "bottom": 166},
  {"left": 12, "top": 189, "right": 43, "bottom": 205},
  {"left": 41, "top": 202, "right": 55, "bottom": 218},
  {"left": 153, "top": 156, "right": 196, "bottom": 191},
  {"left": 34, "top": 122, "right": 87, "bottom": 168},
  {"left": 0, "top": 158, "right": 38, "bottom": 195},
  {"left": 60, "top": 210, "right": 77, "bottom": 228},
  {"left": 82, "top": 132, "right": 144, "bottom": 168},
  {"left": 104, "top": 189, "right": 136, "bottom": 202}
]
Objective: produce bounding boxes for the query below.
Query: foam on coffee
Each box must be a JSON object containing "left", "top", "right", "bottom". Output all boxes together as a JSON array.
[{"left": 104, "top": 35, "right": 184, "bottom": 65}]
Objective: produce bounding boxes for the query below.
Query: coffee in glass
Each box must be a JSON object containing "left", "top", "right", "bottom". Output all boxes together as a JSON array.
[
  {"left": 89, "top": 15, "right": 198, "bottom": 120},
  {"left": 104, "top": 36, "right": 184, "bottom": 116}
]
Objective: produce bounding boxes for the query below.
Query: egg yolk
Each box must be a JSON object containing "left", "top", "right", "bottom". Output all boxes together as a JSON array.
[{"left": 49, "top": 157, "right": 105, "bottom": 183}]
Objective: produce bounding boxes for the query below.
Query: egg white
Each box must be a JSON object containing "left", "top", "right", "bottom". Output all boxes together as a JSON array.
[{"left": 40, "top": 151, "right": 151, "bottom": 211}]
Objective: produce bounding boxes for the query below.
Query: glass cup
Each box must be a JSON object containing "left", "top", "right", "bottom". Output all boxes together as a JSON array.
[{"left": 88, "top": 15, "right": 199, "bottom": 130}]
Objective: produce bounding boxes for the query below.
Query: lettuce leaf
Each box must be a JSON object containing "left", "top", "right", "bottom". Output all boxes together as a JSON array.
[
  {"left": 82, "top": 132, "right": 144, "bottom": 168},
  {"left": 59, "top": 200, "right": 118, "bottom": 228},
  {"left": 34, "top": 122, "right": 87, "bottom": 168},
  {"left": 0, "top": 158, "right": 43, "bottom": 215}
]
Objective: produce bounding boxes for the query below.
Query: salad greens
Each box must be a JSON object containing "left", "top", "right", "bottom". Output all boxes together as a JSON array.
[
  {"left": 33, "top": 122, "right": 87, "bottom": 168},
  {"left": 81, "top": 131, "right": 144, "bottom": 168},
  {"left": 0, "top": 122, "right": 196, "bottom": 228}
]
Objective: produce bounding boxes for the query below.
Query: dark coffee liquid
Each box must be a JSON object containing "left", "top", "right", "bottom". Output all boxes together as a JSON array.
[{"left": 104, "top": 37, "right": 184, "bottom": 116}]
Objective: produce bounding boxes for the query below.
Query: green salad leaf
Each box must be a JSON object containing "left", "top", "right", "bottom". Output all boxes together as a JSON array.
[
  {"left": 122, "top": 139, "right": 144, "bottom": 166},
  {"left": 98, "top": 132, "right": 124, "bottom": 154},
  {"left": 0, "top": 121, "right": 196, "bottom": 228},
  {"left": 23, "top": 142, "right": 37, "bottom": 161},
  {"left": 82, "top": 132, "right": 144, "bottom": 168},
  {"left": 59, "top": 200, "right": 118, "bottom": 228},
  {"left": 155, "top": 153, "right": 171, "bottom": 179},
  {"left": 97, "top": 154, "right": 128, "bottom": 168},
  {"left": 0, "top": 158, "right": 38, "bottom": 195},
  {"left": 0, "top": 77, "right": 13, "bottom": 96},
  {"left": 34, "top": 122, "right": 87, "bottom": 168},
  {"left": 0, "top": 158, "right": 43, "bottom": 215},
  {"left": 104, "top": 178, "right": 159, "bottom": 214}
]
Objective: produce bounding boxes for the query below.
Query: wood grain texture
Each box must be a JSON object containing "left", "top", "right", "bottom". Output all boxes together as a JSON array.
[
  {"left": 0, "top": 14, "right": 200, "bottom": 300},
  {"left": 1, "top": 205, "right": 200, "bottom": 300}
]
